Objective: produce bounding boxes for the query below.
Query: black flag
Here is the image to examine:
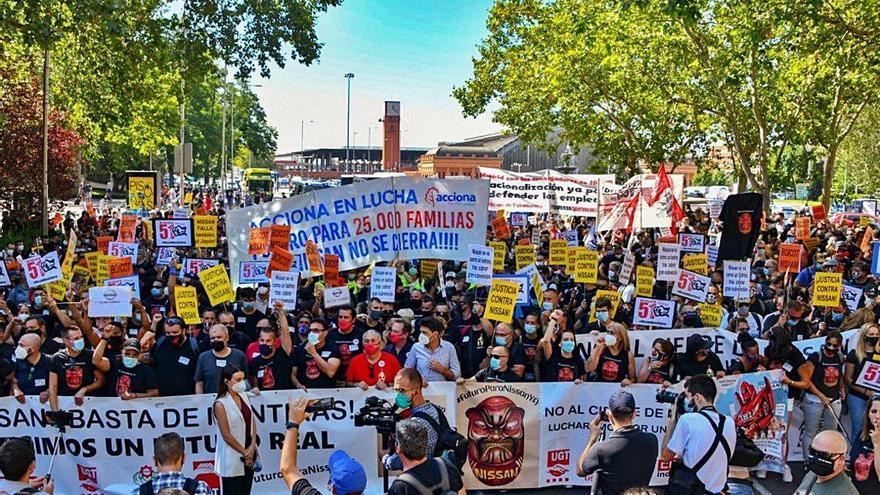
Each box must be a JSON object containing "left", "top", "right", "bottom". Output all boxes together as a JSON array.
[{"left": 718, "top": 192, "right": 763, "bottom": 262}]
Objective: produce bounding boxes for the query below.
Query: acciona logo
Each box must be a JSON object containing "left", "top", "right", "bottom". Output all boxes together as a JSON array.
[{"left": 424, "top": 187, "right": 476, "bottom": 207}]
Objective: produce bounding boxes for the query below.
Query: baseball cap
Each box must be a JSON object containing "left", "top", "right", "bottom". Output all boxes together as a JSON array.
[
  {"left": 608, "top": 390, "right": 636, "bottom": 416},
  {"left": 686, "top": 334, "right": 712, "bottom": 353},
  {"left": 122, "top": 338, "right": 141, "bottom": 352},
  {"left": 328, "top": 450, "right": 367, "bottom": 494}
]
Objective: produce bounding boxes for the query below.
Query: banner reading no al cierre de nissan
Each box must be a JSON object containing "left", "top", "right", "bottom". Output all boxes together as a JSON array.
[{"left": 225, "top": 177, "right": 490, "bottom": 284}]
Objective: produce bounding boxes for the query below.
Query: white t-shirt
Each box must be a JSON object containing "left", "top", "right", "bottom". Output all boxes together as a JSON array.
[{"left": 667, "top": 409, "right": 737, "bottom": 493}]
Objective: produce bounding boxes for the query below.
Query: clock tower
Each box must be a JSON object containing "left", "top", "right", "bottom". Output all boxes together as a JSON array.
[{"left": 382, "top": 101, "right": 401, "bottom": 171}]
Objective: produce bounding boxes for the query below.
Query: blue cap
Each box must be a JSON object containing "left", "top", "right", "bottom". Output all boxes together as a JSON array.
[
  {"left": 608, "top": 390, "right": 636, "bottom": 416},
  {"left": 329, "top": 450, "right": 367, "bottom": 494}
]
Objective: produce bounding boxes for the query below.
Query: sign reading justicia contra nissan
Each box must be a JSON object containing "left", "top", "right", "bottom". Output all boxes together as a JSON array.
[{"left": 226, "top": 177, "right": 490, "bottom": 285}]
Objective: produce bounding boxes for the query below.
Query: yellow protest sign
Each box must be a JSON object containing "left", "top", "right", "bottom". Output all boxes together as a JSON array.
[
  {"left": 420, "top": 259, "right": 438, "bottom": 280},
  {"left": 532, "top": 271, "right": 543, "bottom": 308},
  {"left": 47, "top": 272, "right": 72, "bottom": 301},
  {"left": 515, "top": 245, "right": 536, "bottom": 271},
  {"left": 184, "top": 192, "right": 193, "bottom": 205},
  {"left": 860, "top": 215, "right": 872, "bottom": 227},
  {"left": 175, "top": 286, "right": 201, "bottom": 324},
  {"left": 128, "top": 174, "right": 157, "bottom": 210},
  {"left": 199, "top": 263, "right": 235, "bottom": 306},
  {"left": 488, "top": 242, "right": 506, "bottom": 272},
  {"left": 813, "top": 272, "right": 842, "bottom": 307},
  {"left": 85, "top": 251, "right": 100, "bottom": 280},
  {"left": 484, "top": 279, "right": 522, "bottom": 324},
  {"left": 566, "top": 247, "right": 577, "bottom": 272},
  {"left": 636, "top": 266, "right": 655, "bottom": 297},
  {"left": 682, "top": 253, "right": 708, "bottom": 275},
  {"left": 72, "top": 264, "right": 91, "bottom": 285},
  {"left": 589, "top": 289, "right": 621, "bottom": 323},
  {"left": 576, "top": 249, "right": 598, "bottom": 283},
  {"left": 697, "top": 303, "right": 723, "bottom": 327},
  {"left": 194, "top": 215, "right": 218, "bottom": 248},
  {"left": 96, "top": 254, "right": 111, "bottom": 283},
  {"left": 549, "top": 240, "right": 567, "bottom": 265},
  {"left": 61, "top": 230, "right": 77, "bottom": 274}
]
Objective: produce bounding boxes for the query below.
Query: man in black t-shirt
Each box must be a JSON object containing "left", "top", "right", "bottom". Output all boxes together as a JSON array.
[
  {"left": 677, "top": 334, "right": 725, "bottom": 378},
  {"left": 327, "top": 306, "right": 364, "bottom": 374},
  {"left": 387, "top": 419, "right": 464, "bottom": 495},
  {"left": 292, "top": 319, "right": 341, "bottom": 389},
  {"left": 232, "top": 287, "right": 267, "bottom": 342},
  {"left": 49, "top": 326, "right": 104, "bottom": 410},
  {"left": 11, "top": 333, "right": 51, "bottom": 402},
  {"left": 148, "top": 316, "right": 200, "bottom": 396},
  {"left": 94, "top": 337, "right": 158, "bottom": 399},
  {"left": 577, "top": 390, "right": 658, "bottom": 495},
  {"left": 468, "top": 346, "right": 520, "bottom": 383},
  {"left": 249, "top": 306, "right": 294, "bottom": 391}
]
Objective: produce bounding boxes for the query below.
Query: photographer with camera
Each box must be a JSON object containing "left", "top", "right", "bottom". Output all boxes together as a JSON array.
[
  {"left": 387, "top": 419, "right": 464, "bottom": 495},
  {"left": 575, "top": 390, "right": 658, "bottom": 495},
  {"left": 660, "top": 374, "right": 736, "bottom": 495},
  {"left": 0, "top": 438, "right": 53, "bottom": 494},
  {"left": 280, "top": 397, "right": 367, "bottom": 495},
  {"left": 383, "top": 369, "right": 443, "bottom": 471}
]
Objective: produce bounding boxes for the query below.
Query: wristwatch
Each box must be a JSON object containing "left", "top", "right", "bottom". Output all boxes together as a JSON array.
[{"left": 285, "top": 421, "right": 300, "bottom": 430}]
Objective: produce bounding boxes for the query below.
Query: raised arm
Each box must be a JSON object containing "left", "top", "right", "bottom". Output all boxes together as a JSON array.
[{"left": 274, "top": 300, "right": 293, "bottom": 356}]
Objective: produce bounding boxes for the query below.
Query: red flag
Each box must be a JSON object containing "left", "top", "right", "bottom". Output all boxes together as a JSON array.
[{"left": 648, "top": 164, "right": 685, "bottom": 235}]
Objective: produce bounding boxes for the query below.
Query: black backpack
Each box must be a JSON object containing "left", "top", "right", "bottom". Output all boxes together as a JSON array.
[
  {"left": 412, "top": 404, "right": 468, "bottom": 473},
  {"left": 395, "top": 458, "right": 457, "bottom": 495},
  {"left": 138, "top": 478, "right": 199, "bottom": 495}
]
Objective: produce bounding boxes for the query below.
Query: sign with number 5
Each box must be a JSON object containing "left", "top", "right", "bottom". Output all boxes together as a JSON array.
[
  {"left": 22, "top": 251, "right": 63, "bottom": 287},
  {"left": 855, "top": 357, "right": 880, "bottom": 393},
  {"left": 152, "top": 219, "right": 194, "bottom": 247}
]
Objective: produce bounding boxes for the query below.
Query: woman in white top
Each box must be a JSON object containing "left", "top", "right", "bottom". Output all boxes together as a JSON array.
[{"left": 213, "top": 365, "right": 258, "bottom": 495}]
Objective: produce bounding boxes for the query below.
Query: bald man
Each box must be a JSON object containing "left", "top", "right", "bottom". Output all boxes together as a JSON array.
[
  {"left": 12, "top": 333, "right": 51, "bottom": 403},
  {"left": 797, "top": 430, "right": 859, "bottom": 494}
]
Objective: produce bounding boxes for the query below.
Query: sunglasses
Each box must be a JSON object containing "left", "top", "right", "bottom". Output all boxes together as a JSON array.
[
  {"left": 256, "top": 325, "right": 272, "bottom": 330},
  {"left": 165, "top": 317, "right": 183, "bottom": 325},
  {"left": 490, "top": 354, "right": 506, "bottom": 360}
]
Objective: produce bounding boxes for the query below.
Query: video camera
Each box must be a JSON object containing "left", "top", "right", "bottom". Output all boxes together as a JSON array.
[
  {"left": 656, "top": 389, "right": 688, "bottom": 416},
  {"left": 353, "top": 396, "right": 400, "bottom": 434},
  {"left": 46, "top": 410, "right": 74, "bottom": 431}
]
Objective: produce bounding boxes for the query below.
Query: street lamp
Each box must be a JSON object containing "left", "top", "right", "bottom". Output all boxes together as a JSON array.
[{"left": 344, "top": 73, "right": 355, "bottom": 173}]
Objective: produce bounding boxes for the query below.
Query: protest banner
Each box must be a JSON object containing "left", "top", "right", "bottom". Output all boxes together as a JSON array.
[
  {"left": 118, "top": 215, "right": 138, "bottom": 243},
  {"left": 597, "top": 173, "right": 684, "bottom": 231},
  {"left": 708, "top": 199, "right": 724, "bottom": 218},
  {"left": 153, "top": 218, "right": 194, "bottom": 247},
  {"left": 679, "top": 233, "right": 705, "bottom": 253},
  {"left": 588, "top": 289, "right": 620, "bottom": 323},
  {"left": 682, "top": 253, "right": 708, "bottom": 275},
  {"left": 861, "top": 215, "right": 872, "bottom": 227},
  {"left": 478, "top": 168, "right": 612, "bottom": 217},
  {"left": 531, "top": 228, "right": 541, "bottom": 245},
  {"left": 249, "top": 226, "right": 271, "bottom": 255},
  {"left": 193, "top": 215, "right": 218, "bottom": 248},
  {"left": 549, "top": 240, "right": 567, "bottom": 265},
  {"left": 0, "top": 261, "right": 9, "bottom": 286},
  {"left": 855, "top": 353, "right": 880, "bottom": 393},
  {"left": 632, "top": 297, "right": 676, "bottom": 327},
  {"left": 488, "top": 241, "right": 506, "bottom": 272},
  {"left": 515, "top": 245, "right": 536, "bottom": 271},
  {"left": 671, "top": 269, "right": 710, "bottom": 303},
  {"left": 532, "top": 271, "right": 544, "bottom": 307},
  {"left": 107, "top": 257, "right": 133, "bottom": 279},
  {"left": 270, "top": 270, "right": 300, "bottom": 308},
  {"left": 108, "top": 241, "right": 138, "bottom": 264},
  {"left": 697, "top": 303, "right": 723, "bottom": 327},
  {"left": 467, "top": 244, "right": 494, "bottom": 286},
  {"left": 369, "top": 266, "right": 397, "bottom": 303},
  {"left": 181, "top": 258, "right": 219, "bottom": 276},
  {"left": 656, "top": 243, "right": 680, "bottom": 282},
  {"left": 795, "top": 216, "right": 811, "bottom": 240},
  {"left": 575, "top": 249, "right": 598, "bottom": 284},
  {"left": 198, "top": 264, "right": 235, "bottom": 306},
  {"left": 323, "top": 285, "right": 352, "bottom": 308},
  {"left": 840, "top": 284, "right": 864, "bottom": 311},
  {"left": 618, "top": 253, "right": 635, "bottom": 284},
  {"left": 565, "top": 246, "right": 577, "bottom": 272},
  {"left": 873, "top": 243, "right": 880, "bottom": 276},
  {"left": 813, "top": 272, "right": 842, "bottom": 307},
  {"left": 174, "top": 286, "right": 201, "bottom": 324},
  {"left": 87, "top": 286, "right": 132, "bottom": 317},
  {"left": 485, "top": 279, "right": 522, "bottom": 323},
  {"left": 22, "top": 251, "right": 62, "bottom": 287},
  {"left": 491, "top": 216, "right": 511, "bottom": 240},
  {"left": 706, "top": 244, "right": 719, "bottom": 268},
  {"left": 323, "top": 253, "right": 341, "bottom": 286},
  {"left": 238, "top": 261, "right": 269, "bottom": 284},
  {"left": 105, "top": 275, "right": 141, "bottom": 301},
  {"left": 778, "top": 243, "right": 802, "bottom": 273},
  {"left": 722, "top": 260, "right": 750, "bottom": 299},
  {"left": 96, "top": 236, "right": 112, "bottom": 255},
  {"left": 127, "top": 172, "right": 158, "bottom": 210},
  {"left": 95, "top": 254, "right": 111, "bottom": 283},
  {"left": 635, "top": 265, "right": 655, "bottom": 297},
  {"left": 72, "top": 264, "right": 91, "bottom": 286},
  {"left": 267, "top": 247, "right": 294, "bottom": 277},
  {"left": 225, "top": 178, "right": 489, "bottom": 286},
  {"left": 85, "top": 251, "right": 100, "bottom": 280},
  {"left": 156, "top": 247, "right": 175, "bottom": 266},
  {"left": 811, "top": 204, "right": 826, "bottom": 221}
]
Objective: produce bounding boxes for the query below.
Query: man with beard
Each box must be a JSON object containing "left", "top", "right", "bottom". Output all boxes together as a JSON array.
[
  {"left": 48, "top": 326, "right": 104, "bottom": 410},
  {"left": 382, "top": 368, "right": 441, "bottom": 471},
  {"left": 147, "top": 316, "right": 200, "bottom": 396},
  {"left": 355, "top": 298, "right": 385, "bottom": 334},
  {"left": 217, "top": 311, "right": 250, "bottom": 351}
]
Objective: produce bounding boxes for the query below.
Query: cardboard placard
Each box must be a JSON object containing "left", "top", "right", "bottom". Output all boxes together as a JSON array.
[
  {"left": 199, "top": 263, "right": 235, "bottom": 306},
  {"left": 269, "top": 224, "right": 291, "bottom": 251},
  {"left": 267, "top": 247, "right": 294, "bottom": 277},
  {"left": 323, "top": 285, "right": 352, "bottom": 309},
  {"left": 153, "top": 218, "right": 194, "bottom": 247},
  {"left": 96, "top": 236, "right": 112, "bottom": 255},
  {"left": 682, "top": 253, "right": 708, "bottom": 275},
  {"left": 635, "top": 266, "right": 655, "bottom": 297},
  {"left": 515, "top": 245, "right": 536, "bottom": 271},
  {"left": 107, "top": 257, "right": 133, "bottom": 279},
  {"left": 22, "top": 252, "right": 62, "bottom": 287},
  {"left": 813, "top": 272, "right": 842, "bottom": 307},
  {"left": 575, "top": 248, "right": 598, "bottom": 284},
  {"left": 488, "top": 241, "right": 506, "bottom": 272},
  {"left": 491, "top": 216, "right": 511, "bottom": 240},
  {"left": 324, "top": 254, "right": 341, "bottom": 286},
  {"left": 118, "top": 215, "right": 138, "bottom": 243},
  {"left": 811, "top": 205, "right": 825, "bottom": 221},
  {"left": 671, "top": 269, "right": 711, "bottom": 303},
  {"left": 370, "top": 266, "right": 397, "bottom": 303},
  {"left": 174, "top": 286, "right": 201, "bottom": 324},
  {"left": 87, "top": 286, "right": 132, "bottom": 317},
  {"left": 549, "top": 240, "right": 567, "bottom": 265},
  {"left": 248, "top": 227, "right": 271, "bottom": 255},
  {"left": 697, "top": 303, "right": 723, "bottom": 327},
  {"left": 633, "top": 297, "right": 676, "bottom": 328},
  {"left": 656, "top": 243, "right": 681, "bottom": 282},
  {"left": 269, "top": 270, "right": 300, "bottom": 309},
  {"left": 778, "top": 243, "right": 802, "bottom": 273},
  {"left": 484, "top": 279, "right": 522, "bottom": 324},
  {"left": 679, "top": 233, "right": 705, "bottom": 253},
  {"left": 238, "top": 261, "right": 269, "bottom": 284},
  {"left": 305, "top": 240, "right": 323, "bottom": 274},
  {"left": 795, "top": 217, "right": 811, "bottom": 241},
  {"left": 722, "top": 260, "right": 750, "bottom": 300},
  {"left": 194, "top": 215, "right": 218, "bottom": 248},
  {"left": 467, "top": 244, "right": 494, "bottom": 286}
]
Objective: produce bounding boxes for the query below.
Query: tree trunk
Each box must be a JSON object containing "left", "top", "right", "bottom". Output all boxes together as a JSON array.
[{"left": 821, "top": 144, "right": 838, "bottom": 213}]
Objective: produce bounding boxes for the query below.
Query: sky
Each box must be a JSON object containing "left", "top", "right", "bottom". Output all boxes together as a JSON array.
[{"left": 252, "top": 0, "right": 503, "bottom": 153}]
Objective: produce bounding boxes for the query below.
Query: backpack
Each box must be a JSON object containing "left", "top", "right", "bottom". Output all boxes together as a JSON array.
[
  {"left": 395, "top": 458, "right": 457, "bottom": 495},
  {"left": 138, "top": 477, "right": 199, "bottom": 495},
  {"left": 412, "top": 404, "right": 468, "bottom": 473}
]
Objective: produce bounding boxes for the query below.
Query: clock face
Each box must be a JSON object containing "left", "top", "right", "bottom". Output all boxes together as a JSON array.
[{"left": 386, "top": 102, "right": 400, "bottom": 116}]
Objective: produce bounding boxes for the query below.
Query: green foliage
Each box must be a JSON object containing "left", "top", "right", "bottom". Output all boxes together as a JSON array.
[
  {"left": 834, "top": 104, "right": 880, "bottom": 199},
  {"left": 690, "top": 167, "right": 731, "bottom": 187}
]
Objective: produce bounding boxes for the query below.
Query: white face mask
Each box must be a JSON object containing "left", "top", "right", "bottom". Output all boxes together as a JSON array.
[
  {"left": 603, "top": 333, "right": 618, "bottom": 347},
  {"left": 418, "top": 333, "right": 431, "bottom": 346},
  {"left": 14, "top": 346, "right": 28, "bottom": 360},
  {"left": 231, "top": 380, "right": 247, "bottom": 394}
]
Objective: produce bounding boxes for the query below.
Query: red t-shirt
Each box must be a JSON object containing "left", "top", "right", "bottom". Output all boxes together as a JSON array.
[{"left": 345, "top": 351, "right": 401, "bottom": 386}]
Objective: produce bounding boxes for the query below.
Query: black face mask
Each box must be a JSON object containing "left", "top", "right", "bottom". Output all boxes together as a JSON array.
[
  {"left": 866, "top": 336, "right": 879, "bottom": 347},
  {"left": 107, "top": 335, "right": 124, "bottom": 348},
  {"left": 211, "top": 340, "right": 226, "bottom": 352},
  {"left": 225, "top": 325, "right": 235, "bottom": 335},
  {"left": 805, "top": 448, "right": 838, "bottom": 477}
]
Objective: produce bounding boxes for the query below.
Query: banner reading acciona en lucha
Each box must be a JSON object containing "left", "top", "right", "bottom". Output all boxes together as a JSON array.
[{"left": 225, "top": 177, "right": 490, "bottom": 284}]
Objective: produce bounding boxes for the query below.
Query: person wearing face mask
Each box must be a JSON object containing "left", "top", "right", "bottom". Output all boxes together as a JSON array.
[
  {"left": 345, "top": 330, "right": 400, "bottom": 390},
  {"left": 463, "top": 345, "right": 519, "bottom": 383},
  {"left": 795, "top": 430, "right": 859, "bottom": 495},
  {"left": 218, "top": 311, "right": 250, "bottom": 351},
  {"left": 848, "top": 261, "right": 876, "bottom": 295},
  {"left": 291, "top": 319, "right": 341, "bottom": 391},
  {"left": 800, "top": 331, "right": 846, "bottom": 459},
  {"left": 294, "top": 312, "right": 312, "bottom": 345},
  {"left": 232, "top": 287, "right": 267, "bottom": 343},
  {"left": 764, "top": 301, "right": 811, "bottom": 342},
  {"left": 355, "top": 298, "right": 385, "bottom": 334},
  {"left": 844, "top": 323, "right": 880, "bottom": 457},
  {"left": 581, "top": 296, "right": 616, "bottom": 334},
  {"left": 479, "top": 322, "right": 526, "bottom": 378},
  {"left": 327, "top": 306, "right": 364, "bottom": 377},
  {"left": 146, "top": 316, "right": 200, "bottom": 396},
  {"left": 727, "top": 334, "right": 767, "bottom": 375},
  {"left": 677, "top": 305, "right": 704, "bottom": 329},
  {"left": 382, "top": 368, "right": 446, "bottom": 472},
  {"left": 677, "top": 334, "right": 725, "bottom": 379},
  {"left": 213, "top": 365, "right": 259, "bottom": 495},
  {"left": 539, "top": 318, "right": 585, "bottom": 383},
  {"left": 814, "top": 301, "right": 849, "bottom": 336},
  {"left": 447, "top": 294, "right": 481, "bottom": 347},
  {"left": 852, "top": 394, "right": 880, "bottom": 492},
  {"left": 10, "top": 333, "right": 51, "bottom": 404},
  {"left": 519, "top": 312, "right": 543, "bottom": 382},
  {"left": 147, "top": 282, "right": 168, "bottom": 312},
  {"left": 195, "top": 325, "right": 249, "bottom": 395},
  {"left": 48, "top": 326, "right": 104, "bottom": 411},
  {"left": 661, "top": 374, "right": 736, "bottom": 495},
  {"left": 404, "top": 316, "right": 460, "bottom": 382},
  {"left": 721, "top": 299, "right": 762, "bottom": 338},
  {"left": 93, "top": 337, "right": 158, "bottom": 400},
  {"left": 638, "top": 338, "right": 679, "bottom": 386},
  {"left": 248, "top": 301, "right": 293, "bottom": 391},
  {"left": 586, "top": 323, "right": 636, "bottom": 385},
  {"left": 193, "top": 310, "right": 219, "bottom": 350}
]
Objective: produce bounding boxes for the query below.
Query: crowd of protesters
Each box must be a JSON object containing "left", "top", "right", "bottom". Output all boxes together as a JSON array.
[{"left": 0, "top": 188, "right": 879, "bottom": 494}]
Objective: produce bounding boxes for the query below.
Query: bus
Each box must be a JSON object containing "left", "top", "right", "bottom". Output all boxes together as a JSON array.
[{"left": 241, "top": 168, "right": 274, "bottom": 193}]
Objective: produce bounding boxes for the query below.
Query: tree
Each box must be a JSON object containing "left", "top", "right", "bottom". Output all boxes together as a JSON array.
[{"left": 834, "top": 104, "right": 880, "bottom": 199}]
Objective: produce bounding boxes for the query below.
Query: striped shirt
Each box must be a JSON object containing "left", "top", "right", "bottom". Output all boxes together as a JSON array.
[{"left": 404, "top": 340, "right": 461, "bottom": 382}]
